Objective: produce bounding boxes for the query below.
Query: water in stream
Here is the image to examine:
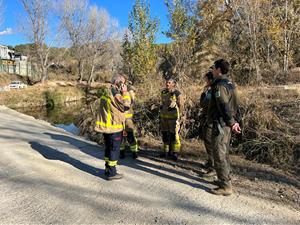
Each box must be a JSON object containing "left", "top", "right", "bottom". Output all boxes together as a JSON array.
[{"left": 14, "top": 100, "right": 85, "bottom": 135}]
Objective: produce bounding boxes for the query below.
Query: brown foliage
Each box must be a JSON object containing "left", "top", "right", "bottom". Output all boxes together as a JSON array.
[{"left": 75, "top": 79, "right": 299, "bottom": 168}]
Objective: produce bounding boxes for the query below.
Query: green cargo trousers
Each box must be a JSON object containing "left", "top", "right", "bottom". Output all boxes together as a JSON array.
[
  {"left": 203, "top": 124, "right": 214, "bottom": 168},
  {"left": 211, "top": 126, "right": 232, "bottom": 188}
]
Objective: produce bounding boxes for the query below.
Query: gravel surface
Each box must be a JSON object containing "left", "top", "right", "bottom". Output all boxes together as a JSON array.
[{"left": 0, "top": 106, "right": 299, "bottom": 225}]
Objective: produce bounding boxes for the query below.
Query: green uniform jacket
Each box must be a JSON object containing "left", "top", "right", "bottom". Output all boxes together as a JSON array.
[
  {"left": 200, "top": 87, "right": 212, "bottom": 121},
  {"left": 207, "top": 76, "right": 239, "bottom": 127}
]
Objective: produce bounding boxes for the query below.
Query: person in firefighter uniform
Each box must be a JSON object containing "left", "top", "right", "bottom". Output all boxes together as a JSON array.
[
  {"left": 94, "top": 74, "right": 131, "bottom": 180},
  {"left": 120, "top": 83, "right": 139, "bottom": 159},
  {"left": 159, "top": 78, "right": 184, "bottom": 161}
]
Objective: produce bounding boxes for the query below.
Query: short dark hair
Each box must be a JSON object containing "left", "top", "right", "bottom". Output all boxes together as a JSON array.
[
  {"left": 214, "top": 59, "right": 230, "bottom": 74},
  {"left": 166, "top": 77, "right": 177, "bottom": 84},
  {"left": 205, "top": 71, "right": 213, "bottom": 81}
]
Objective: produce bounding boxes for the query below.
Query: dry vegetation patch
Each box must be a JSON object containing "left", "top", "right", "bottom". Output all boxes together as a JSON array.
[
  {"left": 76, "top": 83, "right": 299, "bottom": 169},
  {"left": 0, "top": 84, "right": 85, "bottom": 108}
]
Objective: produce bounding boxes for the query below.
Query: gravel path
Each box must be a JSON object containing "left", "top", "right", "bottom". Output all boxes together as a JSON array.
[{"left": 0, "top": 106, "right": 299, "bottom": 225}]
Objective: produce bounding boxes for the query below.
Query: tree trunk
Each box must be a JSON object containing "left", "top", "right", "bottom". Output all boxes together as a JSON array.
[
  {"left": 78, "top": 60, "right": 84, "bottom": 83},
  {"left": 283, "top": 0, "right": 289, "bottom": 74},
  {"left": 41, "top": 66, "right": 47, "bottom": 84},
  {"left": 88, "top": 65, "right": 95, "bottom": 85},
  {"left": 247, "top": 7, "right": 261, "bottom": 83},
  {"left": 88, "top": 53, "right": 97, "bottom": 85},
  {"left": 253, "top": 41, "right": 262, "bottom": 82}
]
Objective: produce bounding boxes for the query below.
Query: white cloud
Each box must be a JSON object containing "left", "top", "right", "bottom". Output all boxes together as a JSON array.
[{"left": 0, "top": 28, "right": 13, "bottom": 36}]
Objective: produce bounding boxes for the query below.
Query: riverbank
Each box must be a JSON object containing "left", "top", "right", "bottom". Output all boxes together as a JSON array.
[{"left": 0, "top": 82, "right": 85, "bottom": 109}]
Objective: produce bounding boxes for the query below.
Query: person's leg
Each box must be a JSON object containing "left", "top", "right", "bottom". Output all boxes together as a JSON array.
[
  {"left": 161, "top": 131, "right": 170, "bottom": 157},
  {"left": 127, "top": 131, "right": 138, "bottom": 158},
  {"left": 211, "top": 126, "right": 232, "bottom": 195},
  {"left": 106, "top": 131, "right": 123, "bottom": 179},
  {"left": 126, "top": 119, "right": 139, "bottom": 159},
  {"left": 203, "top": 126, "right": 216, "bottom": 177},
  {"left": 204, "top": 125, "right": 214, "bottom": 168},
  {"left": 160, "top": 118, "right": 170, "bottom": 157},
  {"left": 103, "top": 133, "right": 111, "bottom": 176},
  {"left": 120, "top": 132, "right": 127, "bottom": 159},
  {"left": 170, "top": 119, "right": 181, "bottom": 161}
]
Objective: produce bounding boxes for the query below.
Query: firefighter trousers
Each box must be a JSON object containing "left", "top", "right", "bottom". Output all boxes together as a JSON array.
[
  {"left": 160, "top": 118, "right": 181, "bottom": 153},
  {"left": 121, "top": 131, "right": 138, "bottom": 152},
  {"left": 103, "top": 132, "right": 122, "bottom": 177},
  {"left": 121, "top": 118, "right": 138, "bottom": 152}
]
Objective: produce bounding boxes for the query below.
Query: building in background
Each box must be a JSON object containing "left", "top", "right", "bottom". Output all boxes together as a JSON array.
[{"left": 0, "top": 45, "right": 33, "bottom": 77}]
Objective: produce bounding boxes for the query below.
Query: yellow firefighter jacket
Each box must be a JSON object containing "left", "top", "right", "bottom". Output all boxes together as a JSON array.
[
  {"left": 160, "top": 88, "right": 184, "bottom": 120},
  {"left": 124, "top": 86, "right": 136, "bottom": 120},
  {"left": 95, "top": 86, "right": 131, "bottom": 134}
]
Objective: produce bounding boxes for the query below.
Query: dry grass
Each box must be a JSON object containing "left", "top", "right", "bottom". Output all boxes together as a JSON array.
[
  {"left": 0, "top": 85, "right": 85, "bottom": 109},
  {"left": 234, "top": 85, "right": 299, "bottom": 166},
  {"left": 134, "top": 83, "right": 300, "bottom": 167},
  {"left": 0, "top": 72, "right": 28, "bottom": 86}
]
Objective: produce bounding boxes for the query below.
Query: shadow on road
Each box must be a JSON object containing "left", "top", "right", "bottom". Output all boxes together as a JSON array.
[
  {"left": 40, "top": 131, "right": 300, "bottom": 210},
  {"left": 29, "top": 141, "right": 106, "bottom": 180},
  {"left": 43, "top": 132, "right": 212, "bottom": 192}
]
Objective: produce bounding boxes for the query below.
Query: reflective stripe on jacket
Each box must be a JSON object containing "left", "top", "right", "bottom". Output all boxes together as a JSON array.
[
  {"left": 95, "top": 87, "right": 131, "bottom": 133},
  {"left": 124, "top": 89, "right": 135, "bottom": 120},
  {"left": 160, "top": 89, "right": 183, "bottom": 120}
]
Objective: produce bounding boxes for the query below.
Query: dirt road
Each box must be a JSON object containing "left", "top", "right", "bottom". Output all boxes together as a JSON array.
[{"left": 0, "top": 106, "right": 299, "bottom": 225}]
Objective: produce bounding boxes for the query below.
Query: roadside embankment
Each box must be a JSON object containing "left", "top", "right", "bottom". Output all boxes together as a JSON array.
[{"left": 0, "top": 83, "right": 85, "bottom": 109}]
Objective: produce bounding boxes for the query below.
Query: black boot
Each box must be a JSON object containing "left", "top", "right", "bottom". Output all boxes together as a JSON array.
[
  {"left": 171, "top": 152, "right": 178, "bottom": 161},
  {"left": 120, "top": 151, "right": 125, "bottom": 159},
  {"left": 106, "top": 173, "right": 123, "bottom": 181},
  {"left": 132, "top": 152, "right": 138, "bottom": 159},
  {"left": 203, "top": 160, "right": 213, "bottom": 169},
  {"left": 159, "top": 152, "right": 168, "bottom": 158}
]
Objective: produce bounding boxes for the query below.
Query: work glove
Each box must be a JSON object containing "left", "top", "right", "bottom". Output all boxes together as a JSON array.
[{"left": 169, "top": 100, "right": 177, "bottom": 109}]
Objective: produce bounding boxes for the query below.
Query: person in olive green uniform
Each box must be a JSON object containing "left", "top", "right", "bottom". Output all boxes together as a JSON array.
[
  {"left": 207, "top": 59, "right": 241, "bottom": 196},
  {"left": 199, "top": 71, "right": 215, "bottom": 176},
  {"left": 120, "top": 83, "right": 139, "bottom": 159},
  {"left": 160, "top": 78, "right": 184, "bottom": 161}
]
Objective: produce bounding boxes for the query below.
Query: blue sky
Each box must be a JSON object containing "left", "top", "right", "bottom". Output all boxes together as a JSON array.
[{"left": 0, "top": 0, "right": 171, "bottom": 47}]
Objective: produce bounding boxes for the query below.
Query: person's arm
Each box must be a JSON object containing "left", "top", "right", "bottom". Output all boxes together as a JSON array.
[
  {"left": 200, "top": 88, "right": 210, "bottom": 108},
  {"left": 215, "top": 85, "right": 235, "bottom": 127},
  {"left": 232, "top": 88, "right": 241, "bottom": 133},
  {"left": 113, "top": 85, "right": 131, "bottom": 112},
  {"left": 177, "top": 93, "right": 184, "bottom": 116},
  {"left": 129, "top": 90, "right": 135, "bottom": 105},
  {"left": 215, "top": 85, "right": 241, "bottom": 133}
]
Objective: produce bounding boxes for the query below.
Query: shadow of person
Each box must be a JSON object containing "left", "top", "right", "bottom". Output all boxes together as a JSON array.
[
  {"left": 117, "top": 157, "right": 212, "bottom": 192},
  {"left": 44, "top": 132, "right": 102, "bottom": 159},
  {"left": 29, "top": 141, "right": 106, "bottom": 180},
  {"left": 43, "top": 132, "right": 213, "bottom": 192}
]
